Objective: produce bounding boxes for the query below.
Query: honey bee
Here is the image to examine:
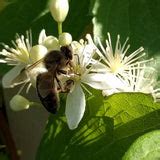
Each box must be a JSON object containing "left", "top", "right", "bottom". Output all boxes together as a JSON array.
[
  {"left": 36, "top": 46, "right": 73, "bottom": 114},
  {"left": 11, "top": 46, "right": 73, "bottom": 114}
]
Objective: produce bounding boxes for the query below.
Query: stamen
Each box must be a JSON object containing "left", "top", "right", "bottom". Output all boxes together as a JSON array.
[
  {"left": 97, "top": 37, "right": 106, "bottom": 56},
  {"left": 126, "top": 47, "right": 144, "bottom": 62},
  {"left": 125, "top": 52, "right": 146, "bottom": 66},
  {"left": 17, "top": 81, "right": 28, "bottom": 95},
  {"left": 115, "top": 34, "right": 120, "bottom": 54},
  {"left": 122, "top": 44, "right": 130, "bottom": 58},
  {"left": 26, "top": 83, "right": 32, "bottom": 93},
  {"left": 107, "top": 32, "right": 113, "bottom": 54},
  {"left": 128, "top": 58, "right": 154, "bottom": 67},
  {"left": 81, "top": 83, "right": 92, "bottom": 96},
  {"left": 121, "top": 37, "right": 129, "bottom": 53}
]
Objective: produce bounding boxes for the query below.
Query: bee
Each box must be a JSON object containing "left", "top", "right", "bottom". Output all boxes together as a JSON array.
[
  {"left": 11, "top": 46, "right": 73, "bottom": 114},
  {"left": 36, "top": 46, "right": 73, "bottom": 114}
]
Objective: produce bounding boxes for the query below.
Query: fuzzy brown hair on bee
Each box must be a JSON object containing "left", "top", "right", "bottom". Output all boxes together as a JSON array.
[{"left": 36, "top": 46, "right": 73, "bottom": 114}]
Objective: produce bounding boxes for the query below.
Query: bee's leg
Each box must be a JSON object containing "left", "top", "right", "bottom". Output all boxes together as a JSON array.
[
  {"left": 63, "top": 79, "right": 74, "bottom": 92},
  {"left": 55, "top": 76, "right": 63, "bottom": 92},
  {"left": 55, "top": 76, "right": 74, "bottom": 93},
  {"left": 56, "top": 70, "right": 71, "bottom": 93},
  {"left": 58, "top": 69, "right": 67, "bottom": 75},
  {"left": 60, "top": 80, "right": 74, "bottom": 93}
]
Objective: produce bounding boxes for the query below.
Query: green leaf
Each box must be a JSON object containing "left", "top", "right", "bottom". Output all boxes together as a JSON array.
[
  {"left": 103, "top": 93, "right": 160, "bottom": 126},
  {"left": 91, "top": 0, "right": 160, "bottom": 56},
  {"left": 122, "top": 130, "right": 160, "bottom": 160},
  {"left": 36, "top": 92, "right": 160, "bottom": 160},
  {"left": 87, "top": 110, "right": 160, "bottom": 160},
  {"left": 36, "top": 111, "right": 114, "bottom": 160},
  {"left": 88, "top": 92, "right": 160, "bottom": 126}
]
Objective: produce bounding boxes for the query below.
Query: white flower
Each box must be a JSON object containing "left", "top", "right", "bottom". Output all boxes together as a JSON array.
[
  {"left": 0, "top": 30, "right": 48, "bottom": 88},
  {"left": 65, "top": 35, "right": 127, "bottom": 130},
  {"left": 103, "top": 64, "right": 160, "bottom": 102},
  {"left": 94, "top": 33, "right": 153, "bottom": 80},
  {"left": 125, "top": 65, "right": 160, "bottom": 101},
  {"left": 0, "top": 30, "right": 32, "bottom": 65}
]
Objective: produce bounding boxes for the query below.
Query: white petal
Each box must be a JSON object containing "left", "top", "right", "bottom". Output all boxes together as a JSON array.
[
  {"left": 102, "top": 88, "right": 121, "bottom": 96},
  {"left": 0, "top": 59, "right": 7, "bottom": 63},
  {"left": 38, "top": 29, "right": 46, "bottom": 44},
  {"left": 65, "top": 83, "right": 85, "bottom": 130},
  {"left": 91, "top": 60, "right": 107, "bottom": 72},
  {"left": 2, "top": 64, "right": 26, "bottom": 88},
  {"left": 82, "top": 73, "right": 126, "bottom": 90}
]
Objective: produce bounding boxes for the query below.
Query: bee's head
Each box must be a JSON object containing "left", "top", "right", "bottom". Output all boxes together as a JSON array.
[{"left": 60, "top": 46, "right": 72, "bottom": 60}]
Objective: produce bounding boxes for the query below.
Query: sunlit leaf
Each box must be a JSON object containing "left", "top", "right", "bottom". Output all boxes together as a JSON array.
[
  {"left": 36, "top": 111, "right": 114, "bottom": 160},
  {"left": 36, "top": 92, "right": 160, "bottom": 160},
  {"left": 123, "top": 130, "right": 160, "bottom": 160}
]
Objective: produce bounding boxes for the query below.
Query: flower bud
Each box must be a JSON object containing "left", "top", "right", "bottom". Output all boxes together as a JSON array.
[
  {"left": 59, "top": 32, "right": 72, "bottom": 46},
  {"left": 29, "top": 45, "right": 48, "bottom": 63},
  {"left": 49, "top": 0, "right": 69, "bottom": 23},
  {"left": 10, "top": 95, "right": 30, "bottom": 111},
  {"left": 42, "top": 36, "right": 60, "bottom": 51}
]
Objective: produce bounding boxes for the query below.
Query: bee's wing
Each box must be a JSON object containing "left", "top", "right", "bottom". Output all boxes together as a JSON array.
[
  {"left": 11, "top": 58, "right": 44, "bottom": 86},
  {"left": 36, "top": 72, "right": 59, "bottom": 114},
  {"left": 2, "top": 64, "right": 27, "bottom": 88},
  {"left": 25, "top": 58, "right": 44, "bottom": 72},
  {"left": 36, "top": 72, "right": 55, "bottom": 98},
  {"left": 11, "top": 69, "right": 29, "bottom": 86}
]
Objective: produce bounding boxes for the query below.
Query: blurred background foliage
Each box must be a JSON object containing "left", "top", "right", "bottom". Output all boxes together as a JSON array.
[{"left": 0, "top": 0, "right": 160, "bottom": 159}]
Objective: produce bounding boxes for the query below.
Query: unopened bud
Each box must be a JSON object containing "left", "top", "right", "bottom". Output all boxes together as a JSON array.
[
  {"left": 59, "top": 32, "right": 72, "bottom": 46},
  {"left": 10, "top": 95, "right": 30, "bottom": 111},
  {"left": 42, "top": 36, "right": 60, "bottom": 51},
  {"left": 30, "top": 45, "right": 48, "bottom": 63},
  {"left": 49, "top": 0, "right": 69, "bottom": 23}
]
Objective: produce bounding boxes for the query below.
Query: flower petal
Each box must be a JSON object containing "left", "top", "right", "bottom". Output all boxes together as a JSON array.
[
  {"left": 38, "top": 29, "right": 46, "bottom": 44},
  {"left": 91, "top": 60, "right": 107, "bottom": 73},
  {"left": 2, "top": 64, "right": 27, "bottom": 88},
  {"left": 82, "top": 73, "right": 126, "bottom": 90},
  {"left": 65, "top": 83, "right": 85, "bottom": 130},
  {"left": 102, "top": 88, "right": 121, "bottom": 96}
]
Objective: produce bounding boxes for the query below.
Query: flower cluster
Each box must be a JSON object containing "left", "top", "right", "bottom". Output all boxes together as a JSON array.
[{"left": 0, "top": 0, "right": 159, "bottom": 130}]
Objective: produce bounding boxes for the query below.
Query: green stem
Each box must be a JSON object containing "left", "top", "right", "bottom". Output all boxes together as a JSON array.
[
  {"left": 58, "top": 22, "right": 62, "bottom": 35},
  {"left": 29, "top": 102, "right": 42, "bottom": 108}
]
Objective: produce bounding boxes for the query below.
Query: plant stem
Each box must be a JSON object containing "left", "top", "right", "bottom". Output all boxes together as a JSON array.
[
  {"left": 29, "top": 102, "right": 42, "bottom": 108},
  {"left": 58, "top": 22, "right": 62, "bottom": 35}
]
